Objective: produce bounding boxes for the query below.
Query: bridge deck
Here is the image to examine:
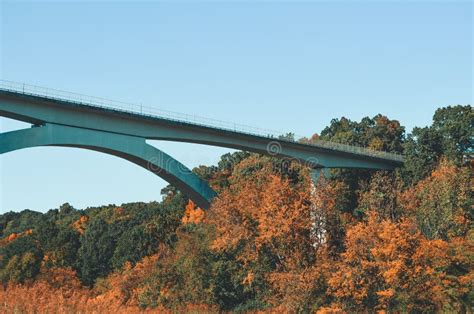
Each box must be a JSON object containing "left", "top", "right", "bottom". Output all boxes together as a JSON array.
[{"left": 0, "top": 81, "right": 403, "bottom": 165}]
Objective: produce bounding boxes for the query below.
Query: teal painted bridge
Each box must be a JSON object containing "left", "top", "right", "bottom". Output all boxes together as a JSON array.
[{"left": 0, "top": 81, "right": 404, "bottom": 209}]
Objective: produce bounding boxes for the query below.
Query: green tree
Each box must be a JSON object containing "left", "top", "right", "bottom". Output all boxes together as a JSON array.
[
  {"left": 0, "top": 210, "right": 42, "bottom": 237},
  {"left": 432, "top": 105, "right": 473, "bottom": 163},
  {"left": 77, "top": 218, "right": 116, "bottom": 285},
  {"left": 33, "top": 219, "right": 80, "bottom": 268},
  {"left": 0, "top": 236, "right": 43, "bottom": 283},
  {"left": 402, "top": 105, "right": 472, "bottom": 185},
  {"left": 319, "top": 114, "right": 405, "bottom": 216},
  {"left": 320, "top": 115, "right": 405, "bottom": 153},
  {"left": 402, "top": 126, "right": 443, "bottom": 185},
  {"left": 111, "top": 225, "right": 157, "bottom": 269}
]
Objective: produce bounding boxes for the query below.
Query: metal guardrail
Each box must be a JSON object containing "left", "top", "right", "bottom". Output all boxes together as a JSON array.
[{"left": 0, "top": 79, "right": 404, "bottom": 162}]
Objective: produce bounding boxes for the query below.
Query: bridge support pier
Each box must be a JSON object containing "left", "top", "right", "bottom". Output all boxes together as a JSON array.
[
  {"left": 0, "top": 123, "right": 217, "bottom": 209},
  {"left": 310, "top": 168, "right": 331, "bottom": 187}
]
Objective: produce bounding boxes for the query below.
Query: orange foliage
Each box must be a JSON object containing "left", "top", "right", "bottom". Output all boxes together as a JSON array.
[
  {"left": 0, "top": 263, "right": 198, "bottom": 313},
  {"left": 0, "top": 283, "right": 170, "bottom": 313},
  {"left": 0, "top": 268, "right": 94, "bottom": 313},
  {"left": 93, "top": 252, "right": 161, "bottom": 307},
  {"left": 182, "top": 200, "right": 205, "bottom": 224},
  {"left": 316, "top": 306, "right": 345, "bottom": 314},
  {"left": 6, "top": 233, "right": 19, "bottom": 242},
  {"left": 71, "top": 215, "right": 89, "bottom": 234},
  {"left": 0, "top": 229, "right": 34, "bottom": 247},
  {"left": 208, "top": 161, "right": 313, "bottom": 270},
  {"left": 326, "top": 211, "right": 473, "bottom": 312},
  {"left": 0, "top": 152, "right": 471, "bottom": 313},
  {"left": 111, "top": 207, "right": 131, "bottom": 222},
  {"left": 269, "top": 265, "right": 327, "bottom": 311},
  {"left": 207, "top": 158, "right": 331, "bottom": 310},
  {"left": 114, "top": 207, "right": 124, "bottom": 215}
]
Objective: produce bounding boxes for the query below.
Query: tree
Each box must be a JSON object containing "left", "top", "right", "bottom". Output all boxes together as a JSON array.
[
  {"left": 402, "top": 105, "right": 473, "bottom": 185},
  {"left": 111, "top": 225, "right": 157, "bottom": 269},
  {"left": 400, "top": 158, "right": 472, "bottom": 240},
  {"left": 0, "top": 105, "right": 471, "bottom": 312},
  {"left": 59, "top": 203, "right": 75, "bottom": 215},
  {"left": 0, "top": 210, "right": 43, "bottom": 238},
  {"left": 35, "top": 220, "right": 80, "bottom": 269},
  {"left": 326, "top": 212, "right": 473, "bottom": 312},
  {"left": 207, "top": 157, "right": 316, "bottom": 310},
  {"left": 402, "top": 126, "right": 444, "bottom": 185},
  {"left": 163, "top": 225, "right": 215, "bottom": 308},
  {"left": 320, "top": 114, "right": 405, "bottom": 153},
  {"left": 432, "top": 105, "right": 473, "bottom": 163},
  {"left": 319, "top": 114, "right": 405, "bottom": 214},
  {"left": 181, "top": 200, "right": 205, "bottom": 225},
  {"left": 357, "top": 171, "right": 403, "bottom": 221},
  {"left": 77, "top": 218, "right": 116, "bottom": 286},
  {"left": 0, "top": 235, "right": 43, "bottom": 283}
]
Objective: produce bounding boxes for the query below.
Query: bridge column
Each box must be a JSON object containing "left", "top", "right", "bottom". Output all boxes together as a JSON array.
[
  {"left": 310, "top": 168, "right": 331, "bottom": 187},
  {"left": 0, "top": 123, "right": 217, "bottom": 209}
]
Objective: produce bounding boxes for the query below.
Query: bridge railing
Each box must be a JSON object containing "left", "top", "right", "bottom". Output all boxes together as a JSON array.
[
  {"left": 0, "top": 79, "right": 404, "bottom": 162},
  {"left": 0, "top": 80, "right": 285, "bottom": 136}
]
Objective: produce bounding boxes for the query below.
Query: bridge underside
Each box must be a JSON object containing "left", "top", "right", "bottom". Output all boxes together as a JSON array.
[
  {"left": 0, "top": 123, "right": 217, "bottom": 209},
  {"left": 0, "top": 90, "right": 404, "bottom": 208},
  {"left": 0, "top": 91, "right": 403, "bottom": 170}
]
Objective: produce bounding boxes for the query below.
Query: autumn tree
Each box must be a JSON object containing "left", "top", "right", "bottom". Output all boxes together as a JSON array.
[
  {"left": 400, "top": 158, "right": 472, "bottom": 240},
  {"left": 181, "top": 200, "right": 205, "bottom": 225},
  {"left": 357, "top": 170, "right": 404, "bottom": 221},
  {"left": 206, "top": 155, "right": 318, "bottom": 310},
  {"left": 326, "top": 212, "right": 473, "bottom": 312},
  {"left": 0, "top": 105, "right": 470, "bottom": 313}
]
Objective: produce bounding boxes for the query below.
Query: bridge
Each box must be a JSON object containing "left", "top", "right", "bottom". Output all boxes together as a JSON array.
[{"left": 0, "top": 81, "right": 404, "bottom": 209}]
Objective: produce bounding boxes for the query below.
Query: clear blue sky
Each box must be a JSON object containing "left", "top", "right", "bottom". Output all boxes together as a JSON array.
[{"left": 0, "top": 1, "right": 472, "bottom": 213}]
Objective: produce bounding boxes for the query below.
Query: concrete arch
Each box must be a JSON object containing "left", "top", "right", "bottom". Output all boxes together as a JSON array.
[{"left": 0, "top": 123, "right": 217, "bottom": 209}]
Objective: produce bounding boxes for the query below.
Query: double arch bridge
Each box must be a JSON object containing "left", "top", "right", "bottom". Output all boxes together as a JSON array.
[{"left": 0, "top": 84, "right": 404, "bottom": 209}]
